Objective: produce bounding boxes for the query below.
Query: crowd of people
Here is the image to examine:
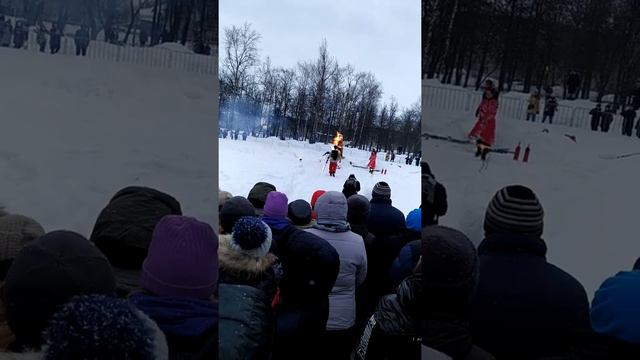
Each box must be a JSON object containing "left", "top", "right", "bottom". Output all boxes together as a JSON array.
[
  {"left": 0, "top": 186, "right": 217, "bottom": 359},
  {"left": 0, "top": 16, "right": 92, "bottom": 56},
  {"left": 422, "top": 161, "right": 640, "bottom": 359},
  {"left": 218, "top": 176, "right": 421, "bottom": 360}
]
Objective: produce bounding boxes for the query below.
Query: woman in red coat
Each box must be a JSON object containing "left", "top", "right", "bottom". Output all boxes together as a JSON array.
[
  {"left": 469, "top": 86, "right": 498, "bottom": 160},
  {"left": 368, "top": 150, "right": 377, "bottom": 174}
]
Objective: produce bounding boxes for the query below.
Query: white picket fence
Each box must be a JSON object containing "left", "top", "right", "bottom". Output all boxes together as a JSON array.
[
  {"left": 18, "top": 30, "right": 215, "bottom": 75},
  {"left": 423, "top": 84, "right": 628, "bottom": 133}
]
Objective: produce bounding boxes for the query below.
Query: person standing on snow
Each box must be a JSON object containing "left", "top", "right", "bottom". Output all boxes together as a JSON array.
[
  {"left": 36, "top": 22, "right": 48, "bottom": 53},
  {"left": 368, "top": 150, "right": 377, "bottom": 174},
  {"left": 542, "top": 91, "right": 559, "bottom": 124},
  {"left": 601, "top": 104, "right": 614, "bottom": 133},
  {"left": 621, "top": 105, "right": 636, "bottom": 137},
  {"left": 326, "top": 146, "right": 341, "bottom": 177},
  {"left": 12, "top": 21, "right": 27, "bottom": 49},
  {"left": 49, "top": 23, "right": 62, "bottom": 54},
  {"left": 526, "top": 91, "right": 541, "bottom": 122},
  {"left": 1, "top": 19, "right": 12, "bottom": 47},
  {"left": 590, "top": 103, "right": 603, "bottom": 131},
  {"left": 74, "top": 25, "right": 90, "bottom": 56},
  {"left": 469, "top": 83, "right": 498, "bottom": 161}
]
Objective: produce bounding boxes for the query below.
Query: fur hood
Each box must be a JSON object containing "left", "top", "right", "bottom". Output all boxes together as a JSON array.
[{"left": 218, "top": 234, "right": 277, "bottom": 280}]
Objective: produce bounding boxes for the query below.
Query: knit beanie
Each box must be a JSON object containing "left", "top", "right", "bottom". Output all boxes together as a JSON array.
[
  {"left": 422, "top": 226, "right": 478, "bottom": 314},
  {"left": 42, "top": 294, "right": 168, "bottom": 360},
  {"left": 372, "top": 182, "right": 391, "bottom": 201},
  {"left": 248, "top": 182, "right": 276, "bottom": 210},
  {"left": 347, "top": 194, "right": 370, "bottom": 224},
  {"left": 0, "top": 213, "right": 45, "bottom": 280},
  {"left": 406, "top": 208, "right": 422, "bottom": 232},
  {"left": 219, "top": 196, "right": 256, "bottom": 234},
  {"left": 141, "top": 215, "right": 218, "bottom": 299},
  {"left": 484, "top": 185, "right": 544, "bottom": 237},
  {"left": 229, "top": 217, "right": 272, "bottom": 258},
  {"left": 263, "top": 191, "right": 289, "bottom": 219},
  {"left": 5, "top": 230, "right": 117, "bottom": 349},
  {"left": 288, "top": 200, "right": 312, "bottom": 226}
]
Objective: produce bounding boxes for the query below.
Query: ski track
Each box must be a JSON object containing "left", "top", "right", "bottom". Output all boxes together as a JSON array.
[
  {"left": 219, "top": 137, "right": 421, "bottom": 216},
  {"left": 424, "top": 107, "right": 640, "bottom": 299}
]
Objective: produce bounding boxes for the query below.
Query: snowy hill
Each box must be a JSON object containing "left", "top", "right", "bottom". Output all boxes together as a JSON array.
[
  {"left": 424, "top": 103, "right": 640, "bottom": 299},
  {"left": 0, "top": 47, "right": 217, "bottom": 235},
  {"left": 220, "top": 137, "right": 421, "bottom": 217}
]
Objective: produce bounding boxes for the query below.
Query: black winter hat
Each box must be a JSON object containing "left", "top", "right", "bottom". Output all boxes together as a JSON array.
[
  {"left": 5, "top": 231, "right": 117, "bottom": 350},
  {"left": 220, "top": 196, "right": 256, "bottom": 234},
  {"left": 347, "top": 195, "right": 370, "bottom": 224},
  {"left": 484, "top": 185, "right": 544, "bottom": 237},
  {"left": 288, "top": 200, "right": 312, "bottom": 226},
  {"left": 248, "top": 182, "right": 276, "bottom": 210},
  {"left": 422, "top": 226, "right": 478, "bottom": 313}
]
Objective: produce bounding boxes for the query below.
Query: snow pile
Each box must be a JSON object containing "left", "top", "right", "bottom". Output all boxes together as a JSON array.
[
  {"left": 424, "top": 102, "right": 640, "bottom": 299},
  {"left": 219, "top": 137, "right": 421, "bottom": 216},
  {"left": 0, "top": 47, "right": 217, "bottom": 234}
]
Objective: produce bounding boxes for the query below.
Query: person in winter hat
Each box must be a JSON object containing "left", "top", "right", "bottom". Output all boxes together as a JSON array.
[
  {"left": 4, "top": 230, "right": 116, "bottom": 351},
  {"left": 387, "top": 208, "right": 422, "bottom": 290},
  {"left": 218, "top": 189, "right": 233, "bottom": 212},
  {"left": 41, "top": 294, "right": 169, "bottom": 360},
  {"left": 219, "top": 217, "right": 276, "bottom": 359},
  {"left": 367, "top": 182, "right": 406, "bottom": 238},
  {"left": 130, "top": 215, "right": 218, "bottom": 359},
  {"left": 470, "top": 185, "right": 590, "bottom": 359},
  {"left": 590, "top": 103, "right": 603, "bottom": 131},
  {"left": 423, "top": 161, "right": 448, "bottom": 226},
  {"left": 219, "top": 195, "right": 256, "bottom": 234},
  {"left": 90, "top": 186, "right": 182, "bottom": 297},
  {"left": 248, "top": 182, "right": 276, "bottom": 215},
  {"left": 310, "top": 190, "right": 326, "bottom": 220},
  {"left": 272, "top": 226, "right": 340, "bottom": 360},
  {"left": 585, "top": 271, "right": 640, "bottom": 358},
  {"left": 343, "top": 174, "right": 361, "bottom": 199},
  {"left": 0, "top": 208, "right": 45, "bottom": 281},
  {"left": 306, "top": 191, "right": 367, "bottom": 360},
  {"left": 288, "top": 199, "right": 313, "bottom": 229},
  {"left": 422, "top": 226, "right": 494, "bottom": 360}
]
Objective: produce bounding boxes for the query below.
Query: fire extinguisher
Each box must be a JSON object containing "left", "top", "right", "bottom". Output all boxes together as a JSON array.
[
  {"left": 513, "top": 142, "right": 521, "bottom": 161},
  {"left": 523, "top": 145, "right": 531, "bottom": 163}
]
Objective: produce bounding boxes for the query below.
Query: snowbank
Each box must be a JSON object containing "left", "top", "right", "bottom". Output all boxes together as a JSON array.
[
  {"left": 154, "top": 42, "right": 194, "bottom": 54},
  {"left": 0, "top": 47, "right": 217, "bottom": 234}
]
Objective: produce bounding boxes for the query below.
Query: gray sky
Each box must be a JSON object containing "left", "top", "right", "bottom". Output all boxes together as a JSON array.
[{"left": 220, "top": 0, "right": 420, "bottom": 109}]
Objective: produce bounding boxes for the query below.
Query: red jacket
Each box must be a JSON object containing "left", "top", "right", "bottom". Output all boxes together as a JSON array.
[
  {"left": 368, "top": 153, "right": 377, "bottom": 169},
  {"left": 469, "top": 97, "right": 498, "bottom": 146}
]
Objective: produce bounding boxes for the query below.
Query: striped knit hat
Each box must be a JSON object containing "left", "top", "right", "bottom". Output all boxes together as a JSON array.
[
  {"left": 372, "top": 182, "right": 391, "bottom": 200},
  {"left": 484, "top": 185, "right": 544, "bottom": 237}
]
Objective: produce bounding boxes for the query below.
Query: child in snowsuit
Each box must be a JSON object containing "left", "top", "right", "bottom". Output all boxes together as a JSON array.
[{"left": 590, "top": 104, "right": 602, "bottom": 131}]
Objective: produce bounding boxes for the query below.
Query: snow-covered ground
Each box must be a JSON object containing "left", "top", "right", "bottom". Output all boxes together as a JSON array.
[
  {"left": 0, "top": 46, "right": 217, "bottom": 235},
  {"left": 423, "top": 102, "right": 640, "bottom": 299},
  {"left": 219, "top": 137, "right": 421, "bottom": 217}
]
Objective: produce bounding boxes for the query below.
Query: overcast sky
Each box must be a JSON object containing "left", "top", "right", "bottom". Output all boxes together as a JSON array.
[{"left": 220, "top": 0, "right": 420, "bottom": 109}]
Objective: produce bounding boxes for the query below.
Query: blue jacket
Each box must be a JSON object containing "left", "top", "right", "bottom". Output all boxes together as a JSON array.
[{"left": 592, "top": 271, "right": 640, "bottom": 345}]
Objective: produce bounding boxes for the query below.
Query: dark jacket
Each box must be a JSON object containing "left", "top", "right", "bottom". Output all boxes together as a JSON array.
[
  {"left": 272, "top": 226, "right": 340, "bottom": 360},
  {"left": 219, "top": 283, "right": 272, "bottom": 360},
  {"left": 129, "top": 293, "right": 217, "bottom": 360},
  {"left": 470, "top": 234, "right": 591, "bottom": 359},
  {"left": 389, "top": 239, "right": 421, "bottom": 290},
  {"left": 357, "top": 274, "right": 421, "bottom": 360},
  {"left": 367, "top": 198, "right": 406, "bottom": 238},
  {"left": 343, "top": 177, "right": 361, "bottom": 199}
]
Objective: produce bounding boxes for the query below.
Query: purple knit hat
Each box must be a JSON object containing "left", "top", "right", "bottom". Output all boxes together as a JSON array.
[
  {"left": 141, "top": 215, "right": 218, "bottom": 299},
  {"left": 263, "top": 191, "right": 288, "bottom": 219}
]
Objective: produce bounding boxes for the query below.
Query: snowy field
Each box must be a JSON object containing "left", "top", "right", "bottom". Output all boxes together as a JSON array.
[
  {"left": 219, "top": 137, "right": 421, "bottom": 217},
  {"left": 424, "top": 103, "right": 640, "bottom": 299},
  {"left": 0, "top": 47, "right": 217, "bottom": 235}
]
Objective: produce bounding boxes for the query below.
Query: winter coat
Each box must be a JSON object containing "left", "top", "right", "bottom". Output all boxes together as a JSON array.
[
  {"left": 90, "top": 186, "right": 182, "bottom": 296},
  {"left": 470, "top": 233, "right": 591, "bottom": 359},
  {"left": 544, "top": 96, "right": 559, "bottom": 116},
  {"left": 468, "top": 97, "right": 498, "bottom": 146},
  {"left": 305, "top": 224, "right": 367, "bottom": 331},
  {"left": 272, "top": 226, "right": 340, "bottom": 360},
  {"left": 74, "top": 28, "right": 90, "bottom": 46},
  {"left": 219, "top": 283, "right": 272, "bottom": 360},
  {"left": 601, "top": 111, "right": 614, "bottom": 131},
  {"left": 423, "top": 169, "right": 448, "bottom": 226},
  {"left": 343, "top": 177, "right": 361, "bottom": 199},
  {"left": 2, "top": 23, "right": 12, "bottom": 46},
  {"left": 218, "top": 234, "right": 278, "bottom": 300},
  {"left": 129, "top": 293, "right": 218, "bottom": 360},
  {"left": 368, "top": 153, "right": 377, "bottom": 170},
  {"left": 356, "top": 274, "right": 421, "bottom": 360},
  {"left": 367, "top": 198, "right": 406, "bottom": 239},
  {"left": 573, "top": 271, "right": 640, "bottom": 359},
  {"left": 13, "top": 25, "right": 26, "bottom": 46},
  {"left": 389, "top": 239, "right": 421, "bottom": 290},
  {"left": 527, "top": 95, "right": 541, "bottom": 115},
  {"left": 36, "top": 28, "right": 46, "bottom": 45},
  {"left": 49, "top": 28, "right": 61, "bottom": 48}
]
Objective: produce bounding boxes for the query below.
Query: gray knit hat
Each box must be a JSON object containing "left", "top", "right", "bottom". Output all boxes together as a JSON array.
[
  {"left": 372, "top": 182, "right": 391, "bottom": 200},
  {"left": 484, "top": 185, "right": 544, "bottom": 237}
]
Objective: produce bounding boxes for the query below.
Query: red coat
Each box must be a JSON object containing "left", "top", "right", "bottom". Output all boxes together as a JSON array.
[
  {"left": 469, "top": 97, "right": 498, "bottom": 146},
  {"left": 368, "top": 153, "right": 377, "bottom": 170}
]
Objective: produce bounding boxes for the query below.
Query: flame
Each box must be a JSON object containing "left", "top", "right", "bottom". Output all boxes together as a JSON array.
[{"left": 332, "top": 132, "right": 343, "bottom": 147}]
